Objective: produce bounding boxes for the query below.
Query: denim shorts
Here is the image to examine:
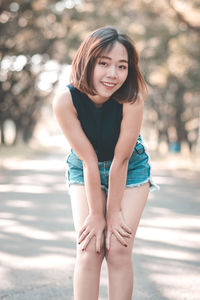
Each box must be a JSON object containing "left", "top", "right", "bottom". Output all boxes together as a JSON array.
[{"left": 66, "top": 139, "right": 159, "bottom": 194}]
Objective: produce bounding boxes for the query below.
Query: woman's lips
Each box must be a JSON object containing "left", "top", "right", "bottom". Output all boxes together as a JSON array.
[{"left": 102, "top": 81, "right": 116, "bottom": 89}]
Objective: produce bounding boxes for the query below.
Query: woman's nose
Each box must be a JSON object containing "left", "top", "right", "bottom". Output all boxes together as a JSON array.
[{"left": 107, "top": 66, "right": 117, "bottom": 78}]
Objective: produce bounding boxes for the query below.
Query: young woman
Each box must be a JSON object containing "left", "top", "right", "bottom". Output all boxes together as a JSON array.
[{"left": 53, "top": 26, "right": 159, "bottom": 300}]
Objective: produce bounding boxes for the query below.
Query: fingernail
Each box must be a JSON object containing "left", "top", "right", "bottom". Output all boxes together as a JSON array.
[
  {"left": 106, "top": 248, "right": 109, "bottom": 252},
  {"left": 124, "top": 244, "right": 128, "bottom": 247},
  {"left": 82, "top": 248, "right": 85, "bottom": 251}
]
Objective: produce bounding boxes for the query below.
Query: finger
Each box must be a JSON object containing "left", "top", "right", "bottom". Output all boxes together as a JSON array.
[
  {"left": 106, "top": 231, "right": 112, "bottom": 251},
  {"left": 121, "top": 223, "right": 133, "bottom": 235},
  {"left": 117, "top": 227, "right": 132, "bottom": 238},
  {"left": 95, "top": 234, "right": 101, "bottom": 253},
  {"left": 81, "top": 231, "right": 95, "bottom": 251},
  {"left": 113, "top": 229, "right": 128, "bottom": 247},
  {"left": 78, "top": 225, "right": 87, "bottom": 238},
  {"left": 78, "top": 229, "right": 89, "bottom": 244}
]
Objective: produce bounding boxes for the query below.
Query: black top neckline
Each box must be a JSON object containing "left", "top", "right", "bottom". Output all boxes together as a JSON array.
[
  {"left": 72, "top": 85, "right": 113, "bottom": 110},
  {"left": 83, "top": 93, "right": 111, "bottom": 110}
]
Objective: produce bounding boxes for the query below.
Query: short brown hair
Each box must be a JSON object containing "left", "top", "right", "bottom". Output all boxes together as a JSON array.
[{"left": 70, "top": 27, "right": 147, "bottom": 103}]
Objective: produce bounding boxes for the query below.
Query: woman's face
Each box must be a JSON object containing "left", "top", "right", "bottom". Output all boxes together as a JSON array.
[{"left": 89, "top": 41, "right": 128, "bottom": 106}]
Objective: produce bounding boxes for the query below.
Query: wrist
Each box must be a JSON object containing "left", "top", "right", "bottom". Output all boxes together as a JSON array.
[
  {"left": 107, "top": 208, "right": 121, "bottom": 215},
  {"left": 89, "top": 209, "right": 104, "bottom": 216}
]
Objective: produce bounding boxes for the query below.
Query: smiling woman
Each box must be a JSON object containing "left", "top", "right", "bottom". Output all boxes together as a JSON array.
[
  {"left": 53, "top": 26, "right": 159, "bottom": 300},
  {"left": 70, "top": 26, "right": 146, "bottom": 104},
  {"left": 89, "top": 43, "right": 129, "bottom": 106}
]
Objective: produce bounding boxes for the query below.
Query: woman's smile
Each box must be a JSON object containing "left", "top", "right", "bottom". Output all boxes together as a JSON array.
[{"left": 101, "top": 81, "right": 117, "bottom": 89}]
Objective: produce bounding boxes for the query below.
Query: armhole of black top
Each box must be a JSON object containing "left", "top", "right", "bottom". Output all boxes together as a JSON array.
[{"left": 67, "top": 84, "right": 79, "bottom": 115}]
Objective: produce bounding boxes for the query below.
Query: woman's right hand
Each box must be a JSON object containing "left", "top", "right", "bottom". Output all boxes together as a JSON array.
[{"left": 78, "top": 213, "right": 106, "bottom": 253}]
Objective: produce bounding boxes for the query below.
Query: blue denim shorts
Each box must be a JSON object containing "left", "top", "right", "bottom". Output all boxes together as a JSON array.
[{"left": 65, "top": 138, "right": 159, "bottom": 194}]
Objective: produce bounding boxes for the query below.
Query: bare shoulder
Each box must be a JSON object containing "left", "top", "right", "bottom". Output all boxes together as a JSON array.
[
  {"left": 122, "top": 97, "right": 144, "bottom": 116},
  {"left": 52, "top": 87, "right": 76, "bottom": 115}
]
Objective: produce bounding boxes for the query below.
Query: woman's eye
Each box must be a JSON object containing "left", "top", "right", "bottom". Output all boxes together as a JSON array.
[
  {"left": 99, "top": 61, "right": 107, "bottom": 66},
  {"left": 119, "top": 65, "right": 127, "bottom": 69}
]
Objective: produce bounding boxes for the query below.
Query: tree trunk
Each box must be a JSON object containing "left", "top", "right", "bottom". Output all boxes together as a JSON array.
[{"left": 0, "top": 123, "right": 5, "bottom": 145}]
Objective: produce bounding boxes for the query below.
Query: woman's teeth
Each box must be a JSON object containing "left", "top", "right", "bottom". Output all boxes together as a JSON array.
[{"left": 103, "top": 82, "right": 115, "bottom": 87}]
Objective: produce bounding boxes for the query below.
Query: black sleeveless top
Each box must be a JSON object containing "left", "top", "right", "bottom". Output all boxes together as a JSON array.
[{"left": 68, "top": 85, "right": 123, "bottom": 162}]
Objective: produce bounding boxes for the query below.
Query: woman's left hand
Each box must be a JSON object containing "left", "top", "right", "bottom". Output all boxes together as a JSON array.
[{"left": 106, "top": 210, "right": 133, "bottom": 251}]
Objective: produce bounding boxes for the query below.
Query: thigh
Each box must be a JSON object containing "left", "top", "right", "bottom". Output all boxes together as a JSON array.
[
  {"left": 121, "top": 182, "right": 149, "bottom": 236},
  {"left": 107, "top": 183, "right": 149, "bottom": 255},
  {"left": 69, "top": 185, "right": 107, "bottom": 235}
]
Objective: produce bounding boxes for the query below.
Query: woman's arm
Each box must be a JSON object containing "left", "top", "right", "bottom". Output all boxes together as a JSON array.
[
  {"left": 53, "top": 88, "right": 105, "bottom": 252},
  {"left": 106, "top": 97, "right": 144, "bottom": 249}
]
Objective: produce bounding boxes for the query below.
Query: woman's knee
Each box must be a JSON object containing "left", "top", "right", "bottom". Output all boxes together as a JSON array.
[
  {"left": 106, "top": 235, "right": 133, "bottom": 268},
  {"left": 76, "top": 235, "right": 105, "bottom": 269}
]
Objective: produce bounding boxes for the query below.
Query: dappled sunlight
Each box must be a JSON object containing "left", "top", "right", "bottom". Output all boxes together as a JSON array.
[
  {"left": 15, "top": 215, "right": 37, "bottom": 222},
  {"left": 0, "top": 212, "right": 17, "bottom": 219},
  {"left": 0, "top": 252, "right": 75, "bottom": 270},
  {"left": 0, "top": 166, "right": 68, "bottom": 195},
  {"left": 149, "top": 265, "right": 200, "bottom": 300},
  {"left": 0, "top": 146, "right": 199, "bottom": 299},
  {"left": 0, "top": 215, "right": 75, "bottom": 241},
  {"left": 0, "top": 148, "right": 75, "bottom": 297},
  {"left": 13, "top": 174, "right": 61, "bottom": 184},
  {"left": 153, "top": 175, "right": 177, "bottom": 185},
  {"left": 132, "top": 163, "right": 200, "bottom": 299},
  {"left": 0, "top": 183, "right": 52, "bottom": 194},
  {"left": 137, "top": 225, "right": 200, "bottom": 250},
  {"left": 152, "top": 154, "right": 200, "bottom": 174},
  {"left": 137, "top": 253, "right": 200, "bottom": 300},
  {"left": 0, "top": 218, "right": 19, "bottom": 228},
  {"left": 141, "top": 207, "right": 200, "bottom": 228},
  {"left": 5, "top": 199, "right": 35, "bottom": 208},
  {"left": 0, "top": 212, "right": 74, "bottom": 240},
  {"left": 0, "top": 212, "right": 36, "bottom": 222},
  {"left": 2, "top": 225, "right": 58, "bottom": 241},
  {"left": 2, "top": 157, "right": 66, "bottom": 171},
  {"left": 0, "top": 267, "right": 15, "bottom": 290},
  {"left": 135, "top": 244, "right": 197, "bottom": 261},
  {"left": 52, "top": 183, "right": 68, "bottom": 192}
]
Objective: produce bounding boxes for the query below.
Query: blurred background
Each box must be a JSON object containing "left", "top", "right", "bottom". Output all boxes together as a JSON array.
[{"left": 0, "top": 0, "right": 200, "bottom": 165}]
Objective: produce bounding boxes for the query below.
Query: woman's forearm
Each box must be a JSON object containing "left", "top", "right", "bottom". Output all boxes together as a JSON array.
[
  {"left": 107, "top": 159, "right": 129, "bottom": 213},
  {"left": 83, "top": 161, "right": 104, "bottom": 215}
]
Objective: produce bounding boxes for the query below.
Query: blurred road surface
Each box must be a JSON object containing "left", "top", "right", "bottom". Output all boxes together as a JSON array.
[{"left": 0, "top": 148, "right": 200, "bottom": 300}]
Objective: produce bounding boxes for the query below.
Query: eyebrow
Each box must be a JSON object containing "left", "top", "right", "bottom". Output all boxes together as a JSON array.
[{"left": 99, "top": 55, "right": 128, "bottom": 64}]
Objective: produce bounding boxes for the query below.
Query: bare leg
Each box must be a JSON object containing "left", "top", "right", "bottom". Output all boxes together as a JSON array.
[
  {"left": 106, "top": 183, "right": 149, "bottom": 300},
  {"left": 69, "top": 185, "right": 107, "bottom": 300}
]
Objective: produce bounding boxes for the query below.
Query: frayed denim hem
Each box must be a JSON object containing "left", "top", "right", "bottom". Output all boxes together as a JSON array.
[
  {"left": 126, "top": 177, "right": 160, "bottom": 193},
  {"left": 67, "top": 181, "right": 108, "bottom": 194}
]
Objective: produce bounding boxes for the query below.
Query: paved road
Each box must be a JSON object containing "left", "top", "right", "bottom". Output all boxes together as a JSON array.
[{"left": 0, "top": 149, "right": 200, "bottom": 300}]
